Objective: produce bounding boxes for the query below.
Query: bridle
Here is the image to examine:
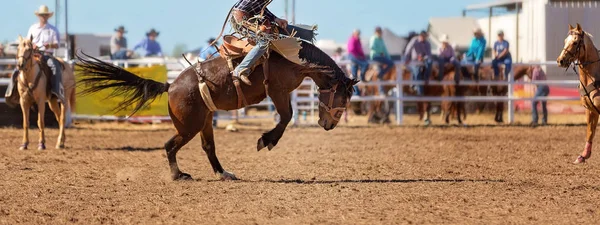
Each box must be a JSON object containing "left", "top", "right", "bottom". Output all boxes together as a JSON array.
[
  {"left": 16, "top": 42, "right": 44, "bottom": 98},
  {"left": 318, "top": 83, "right": 347, "bottom": 122},
  {"left": 563, "top": 30, "right": 600, "bottom": 114}
]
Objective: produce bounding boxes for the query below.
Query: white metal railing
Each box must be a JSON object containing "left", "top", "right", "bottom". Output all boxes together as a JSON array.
[
  {"left": 291, "top": 61, "right": 581, "bottom": 125},
  {"left": 0, "top": 58, "right": 583, "bottom": 125}
]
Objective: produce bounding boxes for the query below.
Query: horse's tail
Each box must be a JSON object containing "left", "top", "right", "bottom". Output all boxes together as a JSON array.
[{"left": 75, "top": 51, "right": 170, "bottom": 117}]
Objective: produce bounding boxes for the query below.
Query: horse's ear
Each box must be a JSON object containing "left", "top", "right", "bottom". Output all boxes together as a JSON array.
[
  {"left": 18, "top": 35, "right": 23, "bottom": 43},
  {"left": 351, "top": 79, "right": 360, "bottom": 86},
  {"left": 569, "top": 24, "right": 574, "bottom": 30},
  {"left": 576, "top": 23, "right": 582, "bottom": 31},
  {"left": 29, "top": 35, "right": 33, "bottom": 42}
]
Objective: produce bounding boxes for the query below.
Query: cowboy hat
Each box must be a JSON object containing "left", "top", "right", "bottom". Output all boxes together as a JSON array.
[
  {"left": 146, "top": 29, "right": 160, "bottom": 37},
  {"left": 115, "top": 26, "right": 127, "bottom": 33},
  {"left": 34, "top": 5, "right": 54, "bottom": 17},
  {"left": 497, "top": 30, "right": 504, "bottom": 35},
  {"left": 473, "top": 28, "right": 483, "bottom": 34},
  {"left": 439, "top": 34, "right": 450, "bottom": 43}
]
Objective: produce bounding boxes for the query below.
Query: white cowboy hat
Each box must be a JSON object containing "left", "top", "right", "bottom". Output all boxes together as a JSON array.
[
  {"left": 473, "top": 28, "right": 482, "bottom": 34},
  {"left": 439, "top": 34, "right": 450, "bottom": 43},
  {"left": 34, "top": 5, "right": 54, "bottom": 17}
]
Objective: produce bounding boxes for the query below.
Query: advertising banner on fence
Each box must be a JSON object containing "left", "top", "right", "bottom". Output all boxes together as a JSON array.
[{"left": 75, "top": 65, "right": 169, "bottom": 117}]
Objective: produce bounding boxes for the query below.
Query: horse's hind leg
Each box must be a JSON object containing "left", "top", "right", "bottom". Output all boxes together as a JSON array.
[
  {"left": 48, "top": 98, "right": 65, "bottom": 149},
  {"left": 201, "top": 113, "right": 237, "bottom": 180},
  {"left": 164, "top": 133, "right": 195, "bottom": 180}
]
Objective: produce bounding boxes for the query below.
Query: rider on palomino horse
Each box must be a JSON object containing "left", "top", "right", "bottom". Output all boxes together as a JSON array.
[
  {"left": 230, "top": 0, "right": 289, "bottom": 85},
  {"left": 5, "top": 5, "right": 63, "bottom": 107}
]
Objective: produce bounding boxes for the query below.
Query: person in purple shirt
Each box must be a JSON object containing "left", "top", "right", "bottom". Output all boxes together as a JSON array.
[
  {"left": 530, "top": 65, "right": 549, "bottom": 126},
  {"left": 133, "top": 29, "right": 163, "bottom": 57},
  {"left": 347, "top": 29, "right": 369, "bottom": 82},
  {"left": 492, "top": 30, "right": 512, "bottom": 80},
  {"left": 437, "top": 34, "right": 461, "bottom": 83},
  {"left": 404, "top": 31, "right": 432, "bottom": 96}
]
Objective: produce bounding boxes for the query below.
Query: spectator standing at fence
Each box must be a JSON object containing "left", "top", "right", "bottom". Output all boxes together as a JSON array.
[
  {"left": 133, "top": 29, "right": 163, "bottom": 57},
  {"left": 199, "top": 38, "right": 220, "bottom": 61},
  {"left": 404, "top": 31, "right": 432, "bottom": 96},
  {"left": 464, "top": 28, "right": 486, "bottom": 82},
  {"left": 347, "top": 29, "right": 369, "bottom": 82},
  {"left": 110, "top": 26, "right": 131, "bottom": 60},
  {"left": 492, "top": 30, "right": 513, "bottom": 81},
  {"left": 0, "top": 43, "right": 5, "bottom": 71},
  {"left": 437, "top": 34, "right": 461, "bottom": 83},
  {"left": 531, "top": 65, "right": 549, "bottom": 126}
]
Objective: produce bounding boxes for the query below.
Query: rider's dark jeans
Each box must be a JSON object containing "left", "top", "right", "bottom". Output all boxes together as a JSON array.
[
  {"left": 348, "top": 54, "right": 369, "bottom": 82},
  {"left": 43, "top": 55, "right": 63, "bottom": 98},
  {"left": 410, "top": 58, "right": 433, "bottom": 96},
  {"left": 492, "top": 56, "right": 512, "bottom": 80},
  {"left": 372, "top": 56, "right": 394, "bottom": 95}
]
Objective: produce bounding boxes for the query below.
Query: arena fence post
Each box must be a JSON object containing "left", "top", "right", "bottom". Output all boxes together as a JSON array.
[
  {"left": 292, "top": 90, "right": 299, "bottom": 126},
  {"left": 508, "top": 68, "right": 515, "bottom": 124},
  {"left": 395, "top": 65, "right": 403, "bottom": 125}
]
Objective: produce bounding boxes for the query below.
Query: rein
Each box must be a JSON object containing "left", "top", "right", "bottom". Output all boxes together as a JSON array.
[
  {"left": 318, "top": 84, "right": 345, "bottom": 122},
  {"left": 17, "top": 45, "right": 44, "bottom": 98}
]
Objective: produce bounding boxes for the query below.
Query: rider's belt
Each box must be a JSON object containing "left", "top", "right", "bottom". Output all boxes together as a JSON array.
[{"left": 579, "top": 81, "right": 600, "bottom": 97}]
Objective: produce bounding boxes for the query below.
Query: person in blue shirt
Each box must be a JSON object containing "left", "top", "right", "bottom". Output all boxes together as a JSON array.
[
  {"left": 492, "top": 30, "right": 512, "bottom": 81},
  {"left": 199, "top": 38, "right": 220, "bottom": 61},
  {"left": 133, "top": 29, "right": 163, "bottom": 57},
  {"left": 464, "top": 28, "right": 486, "bottom": 81}
]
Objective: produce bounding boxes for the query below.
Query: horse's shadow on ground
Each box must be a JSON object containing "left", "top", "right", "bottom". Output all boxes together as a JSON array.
[
  {"left": 208, "top": 178, "right": 506, "bottom": 184},
  {"left": 88, "top": 146, "right": 163, "bottom": 151}
]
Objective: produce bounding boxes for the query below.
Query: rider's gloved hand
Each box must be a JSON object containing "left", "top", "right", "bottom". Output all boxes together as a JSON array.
[{"left": 275, "top": 18, "right": 288, "bottom": 28}]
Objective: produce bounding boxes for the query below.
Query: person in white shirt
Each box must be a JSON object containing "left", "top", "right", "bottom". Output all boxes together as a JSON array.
[{"left": 5, "top": 5, "right": 63, "bottom": 107}]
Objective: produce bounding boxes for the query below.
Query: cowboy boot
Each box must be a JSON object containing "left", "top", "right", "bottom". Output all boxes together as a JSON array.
[{"left": 234, "top": 68, "right": 252, "bottom": 86}]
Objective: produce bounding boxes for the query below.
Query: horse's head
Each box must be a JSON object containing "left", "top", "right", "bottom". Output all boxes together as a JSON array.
[
  {"left": 317, "top": 78, "right": 358, "bottom": 131},
  {"left": 558, "top": 23, "right": 587, "bottom": 68},
  {"left": 16, "top": 35, "right": 36, "bottom": 70}
]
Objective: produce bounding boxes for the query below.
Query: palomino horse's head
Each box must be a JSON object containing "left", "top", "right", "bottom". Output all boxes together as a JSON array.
[
  {"left": 557, "top": 23, "right": 588, "bottom": 68},
  {"left": 317, "top": 77, "right": 358, "bottom": 131},
  {"left": 16, "top": 35, "right": 37, "bottom": 71}
]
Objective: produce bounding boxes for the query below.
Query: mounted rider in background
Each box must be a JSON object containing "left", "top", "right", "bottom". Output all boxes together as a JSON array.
[{"left": 5, "top": 5, "right": 63, "bottom": 107}]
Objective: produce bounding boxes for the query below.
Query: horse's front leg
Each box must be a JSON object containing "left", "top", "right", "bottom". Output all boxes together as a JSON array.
[
  {"left": 36, "top": 101, "right": 46, "bottom": 150},
  {"left": 575, "top": 109, "right": 598, "bottom": 164},
  {"left": 257, "top": 91, "right": 292, "bottom": 151}
]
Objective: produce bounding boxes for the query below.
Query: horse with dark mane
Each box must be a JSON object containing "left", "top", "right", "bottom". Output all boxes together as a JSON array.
[{"left": 76, "top": 40, "right": 357, "bottom": 180}]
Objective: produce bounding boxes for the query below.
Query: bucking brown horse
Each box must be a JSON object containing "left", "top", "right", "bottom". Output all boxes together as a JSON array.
[{"left": 76, "top": 40, "right": 357, "bottom": 180}]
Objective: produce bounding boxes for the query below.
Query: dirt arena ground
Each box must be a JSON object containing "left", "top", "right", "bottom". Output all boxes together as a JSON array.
[{"left": 1, "top": 113, "right": 600, "bottom": 224}]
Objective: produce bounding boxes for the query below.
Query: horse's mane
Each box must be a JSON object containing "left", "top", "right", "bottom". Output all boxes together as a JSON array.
[{"left": 297, "top": 40, "right": 352, "bottom": 86}]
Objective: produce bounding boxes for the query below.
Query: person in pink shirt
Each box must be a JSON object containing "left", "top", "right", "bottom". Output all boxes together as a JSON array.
[
  {"left": 347, "top": 29, "right": 369, "bottom": 82},
  {"left": 530, "top": 65, "right": 549, "bottom": 126}
]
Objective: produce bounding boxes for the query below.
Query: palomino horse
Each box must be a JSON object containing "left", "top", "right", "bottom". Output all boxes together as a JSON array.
[
  {"left": 557, "top": 23, "right": 600, "bottom": 164},
  {"left": 15, "top": 36, "right": 75, "bottom": 150},
  {"left": 76, "top": 40, "right": 357, "bottom": 180}
]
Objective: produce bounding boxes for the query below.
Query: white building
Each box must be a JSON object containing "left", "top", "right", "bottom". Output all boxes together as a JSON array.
[{"left": 463, "top": 0, "right": 600, "bottom": 63}]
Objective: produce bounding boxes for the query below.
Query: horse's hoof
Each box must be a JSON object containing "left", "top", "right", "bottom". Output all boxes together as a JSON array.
[
  {"left": 38, "top": 143, "right": 46, "bottom": 151},
  {"left": 219, "top": 171, "right": 239, "bottom": 181},
  {"left": 172, "top": 173, "right": 193, "bottom": 181},
  {"left": 19, "top": 144, "right": 28, "bottom": 151},
  {"left": 257, "top": 138, "right": 265, "bottom": 151},
  {"left": 574, "top": 155, "right": 588, "bottom": 164},
  {"left": 424, "top": 119, "right": 431, "bottom": 126},
  {"left": 267, "top": 143, "right": 275, "bottom": 151},
  {"left": 55, "top": 144, "right": 65, "bottom": 150}
]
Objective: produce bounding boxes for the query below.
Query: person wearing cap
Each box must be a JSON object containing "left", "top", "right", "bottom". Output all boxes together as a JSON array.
[
  {"left": 347, "top": 29, "right": 369, "bottom": 82},
  {"left": 370, "top": 27, "right": 394, "bottom": 95},
  {"left": 111, "top": 26, "right": 131, "bottom": 60},
  {"left": 5, "top": 5, "right": 63, "bottom": 107},
  {"left": 404, "top": 31, "right": 432, "bottom": 96},
  {"left": 199, "top": 38, "right": 220, "bottom": 61},
  {"left": 464, "top": 28, "right": 487, "bottom": 82},
  {"left": 492, "top": 30, "right": 512, "bottom": 81},
  {"left": 437, "top": 34, "right": 461, "bottom": 83},
  {"left": 133, "top": 29, "right": 163, "bottom": 57}
]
